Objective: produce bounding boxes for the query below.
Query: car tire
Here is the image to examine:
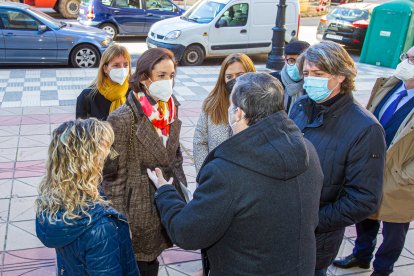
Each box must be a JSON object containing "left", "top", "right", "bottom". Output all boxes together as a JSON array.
[
  {"left": 181, "top": 45, "right": 205, "bottom": 66},
  {"left": 70, "top": 44, "right": 100, "bottom": 68},
  {"left": 58, "top": 0, "right": 80, "bottom": 19},
  {"left": 100, "top": 23, "right": 118, "bottom": 39}
]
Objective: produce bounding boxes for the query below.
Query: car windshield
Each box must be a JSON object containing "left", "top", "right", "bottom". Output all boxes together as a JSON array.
[
  {"left": 182, "top": 0, "right": 226, "bottom": 24},
  {"left": 329, "top": 7, "right": 369, "bottom": 21},
  {"left": 28, "top": 7, "right": 65, "bottom": 29}
]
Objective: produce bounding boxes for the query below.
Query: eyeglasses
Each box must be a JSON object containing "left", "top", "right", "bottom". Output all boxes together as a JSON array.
[
  {"left": 400, "top": 53, "right": 414, "bottom": 65},
  {"left": 285, "top": 58, "right": 296, "bottom": 65}
]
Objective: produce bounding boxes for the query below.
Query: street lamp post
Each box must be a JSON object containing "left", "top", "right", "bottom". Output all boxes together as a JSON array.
[{"left": 266, "top": 0, "right": 287, "bottom": 71}]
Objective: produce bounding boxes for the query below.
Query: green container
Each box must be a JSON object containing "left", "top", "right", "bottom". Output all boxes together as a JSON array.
[{"left": 360, "top": 0, "right": 414, "bottom": 68}]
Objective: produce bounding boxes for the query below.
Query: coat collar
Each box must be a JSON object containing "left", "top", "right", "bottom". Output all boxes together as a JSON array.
[{"left": 127, "top": 92, "right": 182, "bottom": 165}]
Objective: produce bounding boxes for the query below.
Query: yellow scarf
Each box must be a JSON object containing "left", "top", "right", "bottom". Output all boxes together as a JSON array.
[{"left": 98, "top": 77, "right": 129, "bottom": 113}]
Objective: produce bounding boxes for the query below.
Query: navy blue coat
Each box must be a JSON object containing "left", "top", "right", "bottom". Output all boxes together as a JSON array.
[
  {"left": 155, "top": 112, "right": 323, "bottom": 275},
  {"left": 36, "top": 204, "right": 140, "bottom": 276},
  {"left": 289, "top": 94, "right": 386, "bottom": 269}
]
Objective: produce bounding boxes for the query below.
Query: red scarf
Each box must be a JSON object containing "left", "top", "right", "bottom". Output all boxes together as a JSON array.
[{"left": 137, "top": 92, "right": 176, "bottom": 146}]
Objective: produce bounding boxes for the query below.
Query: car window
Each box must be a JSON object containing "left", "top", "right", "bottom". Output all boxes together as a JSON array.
[
  {"left": 182, "top": 0, "right": 226, "bottom": 24},
  {"left": 217, "top": 3, "right": 248, "bottom": 27},
  {"left": 113, "top": 0, "right": 141, "bottom": 8},
  {"left": 1, "top": 9, "right": 40, "bottom": 30},
  {"left": 330, "top": 7, "right": 369, "bottom": 21},
  {"left": 145, "top": 0, "right": 173, "bottom": 11}
]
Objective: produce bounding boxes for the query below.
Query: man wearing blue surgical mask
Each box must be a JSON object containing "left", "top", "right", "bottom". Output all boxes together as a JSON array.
[
  {"left": 289, "top": 41, "right": 387, "bottom": 276},
  {"left": 270, "top": 40, "right": 310, "bottom": 114}
]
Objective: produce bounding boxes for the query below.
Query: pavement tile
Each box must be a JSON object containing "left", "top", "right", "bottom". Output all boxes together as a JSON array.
[
  {"left": 20, "top": 114, "right": 50, "bottom": 125},
  {"left": 9, "top": 197, "right": 36, "bottom": 223},
  {"left": 0, "top": 179, "right": 12, "bottom": 199},
  {"left": 49, "top": 113, "right": 75, "bottom": 124},
  {"left": 14, "top": 160, "right": 45, "bottom": 178},
  {"left": 0, "top": 148, "right": 17, "bottom": 163},
  {"left": 0, "top": 116, "right": 21, "bottom": 126},
  {"left": 20, "top": 124, "right": 50, "bottom": 136},
  {"left": 12, "top": 177, "right": 42, "bottom": 198},
  {"left": 18, "top": 135, "right": 50, "bottom": 148},
  {"left": 2, "top": 248, "right": 55, "bottom": 276},
  {"left": 0, "top": 198, "right": 10, "bottom": 223},
  {"left": 6, "top": 220, "right": 44, "bottom": 251},
  {"left": 0, "top": 136, "right": 18, "bottom": 149},
  {"left": 17, "top": 146, "right": 48, "bottom": 162}
]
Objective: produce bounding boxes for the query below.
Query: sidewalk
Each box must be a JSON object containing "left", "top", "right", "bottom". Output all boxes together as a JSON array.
[{"left": 0, "top": 63, "right": 413, "bottom": 276}]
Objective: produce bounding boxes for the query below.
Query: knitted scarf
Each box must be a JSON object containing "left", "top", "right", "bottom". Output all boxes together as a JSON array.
[
  {"left": 98, "top": 77, "right": 129, "bottom": 113},
  {"left": 137, "top": 92, "right": 176, "bottom": 146}
]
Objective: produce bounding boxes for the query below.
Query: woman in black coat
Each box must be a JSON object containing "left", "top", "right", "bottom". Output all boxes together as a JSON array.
[
  {"left": 76, "top": 43, "right": 131, "bottom": 120},
  {"left": 289, "top": 41, "right": 387, "bottom": 276}
]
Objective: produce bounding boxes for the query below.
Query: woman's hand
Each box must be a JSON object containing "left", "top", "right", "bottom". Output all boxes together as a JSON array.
[{"left": 147, "top": 168, "right": 173, "bottom": 189}]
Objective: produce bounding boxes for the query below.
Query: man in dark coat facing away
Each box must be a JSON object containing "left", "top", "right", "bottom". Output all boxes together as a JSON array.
[{"left": 147, "top": 72, "right": 324, "bottom": 276}]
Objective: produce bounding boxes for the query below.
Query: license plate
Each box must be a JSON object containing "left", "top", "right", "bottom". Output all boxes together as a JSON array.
[
  {"left": 79, "top": 9, "right": 84, "bottom": 14},
  {"left": 326, "top": 34, "right": 343, "bottom": 40},
  {"left": 147, "top": 42, "right": 156, "bottom": 48}
]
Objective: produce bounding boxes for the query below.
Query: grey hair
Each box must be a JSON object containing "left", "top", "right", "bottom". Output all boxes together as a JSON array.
[
  {"left": 231, "top": 72, "right": 284, "bottom": 126},
  {"left": 297, "top": 41, "right": 357, "bottom": 94}
]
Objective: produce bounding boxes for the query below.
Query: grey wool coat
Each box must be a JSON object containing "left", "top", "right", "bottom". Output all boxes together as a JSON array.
[
  {"left": 193, "top": 111, "right": 232, "bottom": 173},
  {"left": 102, "top": 92, "right": 187, "bottom": 262}
]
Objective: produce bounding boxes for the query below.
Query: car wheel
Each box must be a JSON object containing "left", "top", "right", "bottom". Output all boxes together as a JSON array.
[
  {"left": 58, "top": 0, "right": 80, "bottom": 19},
  {"left": 100, "top": 23, "right": 118, "bottom": 39},
  {"left": 70, "top": 44, "right": 100, "bottom": 68},
  {"left": 181, "top": 45, "right": 205, "bottom": 66}
]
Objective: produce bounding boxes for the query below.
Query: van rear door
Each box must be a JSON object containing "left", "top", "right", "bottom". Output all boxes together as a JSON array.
[
  {"left": 208, "top": 2, "right": 250, "bottom": 55},
  {"left": 247, "top": 0, "right": 298, "bottom": 55}
]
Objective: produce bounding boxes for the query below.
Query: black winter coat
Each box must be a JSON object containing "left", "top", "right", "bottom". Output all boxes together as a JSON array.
[
  {"left": 76, "top": 88, "right": 112, "bottom": 120},
  {"left": 155, "top": 112, "right": 323, "bottom": 276},
  {"left": 289, "top": 94, "right": 386, "bottom": 269}
]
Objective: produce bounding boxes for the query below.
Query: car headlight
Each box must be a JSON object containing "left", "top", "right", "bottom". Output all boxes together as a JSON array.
[
  {"left": 165, "top": 30, "right": 181, "bottom": 40},
  {"left": 101, "top": 36, "right": 112, "bottom": 46}
]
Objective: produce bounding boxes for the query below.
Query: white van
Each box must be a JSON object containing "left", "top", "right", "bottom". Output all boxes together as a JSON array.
[{"left": 146, "top": 0, "right": 300, "bottom": 65}]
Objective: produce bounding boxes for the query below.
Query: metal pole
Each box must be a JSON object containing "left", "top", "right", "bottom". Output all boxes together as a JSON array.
[{"left": 266, "top": 0, "right": 287, "bottom": 71}]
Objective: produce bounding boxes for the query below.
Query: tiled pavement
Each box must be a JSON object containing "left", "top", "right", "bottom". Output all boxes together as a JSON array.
[{"left": 0, "top": 63, "right": 413, "bottom": 276}]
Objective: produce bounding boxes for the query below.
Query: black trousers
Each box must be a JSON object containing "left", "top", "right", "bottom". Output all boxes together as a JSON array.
[
  {"left": 353, "top": 219, "right": 410, "bottom": 274},
  {"left": 137, "top": 259, "right": 159, "bottom": 276}
]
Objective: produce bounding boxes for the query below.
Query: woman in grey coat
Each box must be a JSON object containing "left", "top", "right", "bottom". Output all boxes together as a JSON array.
[{"left": 193, "top": 53, "right": 256, "bottom": 173}]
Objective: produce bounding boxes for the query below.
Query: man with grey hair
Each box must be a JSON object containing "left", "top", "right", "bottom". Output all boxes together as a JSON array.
[
  {"left": 289, "top": 41, "right": 386, "bottom": 275},
  {"left": 147, "top": 72, "right": 323, "bottom": 275}
]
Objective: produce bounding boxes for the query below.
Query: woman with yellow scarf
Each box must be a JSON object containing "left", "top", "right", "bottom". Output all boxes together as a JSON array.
[{"left": 76, "top": 43, "right": 131, "bottom": 120}]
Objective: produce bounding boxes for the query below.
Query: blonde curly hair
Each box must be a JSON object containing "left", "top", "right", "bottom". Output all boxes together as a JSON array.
[{"left": 35, "top": 118, "right": 114, "bottom": 224}]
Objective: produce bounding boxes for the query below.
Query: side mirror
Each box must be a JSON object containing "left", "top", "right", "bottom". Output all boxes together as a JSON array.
[{"left": 38, "top": 25, "right": 47, "bottom": 32}]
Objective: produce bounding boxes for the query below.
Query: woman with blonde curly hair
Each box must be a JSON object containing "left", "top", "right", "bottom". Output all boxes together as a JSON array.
[
  {"left": 35, "top": 118, "right": 139, "bottom": 276},
  {"left": 193, "top": 53, "right": 256, "bottom": 173}
]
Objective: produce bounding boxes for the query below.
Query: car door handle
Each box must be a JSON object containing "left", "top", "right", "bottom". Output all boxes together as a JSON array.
[
  {"left": 240, "top": 29, "right": 247, "bottom": 34},
  {"left": 5, "top": 32, "right": 15, "bottom": 36},
  {"left": 147, "top": 13, "right": 154, "bottom": 16},
  {"left": 114, "top": 10, "right": 120, "bottom": 13}
]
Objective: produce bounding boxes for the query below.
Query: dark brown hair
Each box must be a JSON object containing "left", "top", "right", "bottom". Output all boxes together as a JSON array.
[{"left": 129, "top": 48, "right": 177, "bottom": 93}]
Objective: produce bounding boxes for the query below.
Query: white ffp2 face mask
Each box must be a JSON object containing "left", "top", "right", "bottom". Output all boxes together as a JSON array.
[
  {"left": 395, "top": 59, "right": 414, "bottom": 81},
  {"left": 109, "top": 68, "right": 129, "bottom": 85},
  {"left": 148, "top": 79, "right": 173, "bottom": 102}
]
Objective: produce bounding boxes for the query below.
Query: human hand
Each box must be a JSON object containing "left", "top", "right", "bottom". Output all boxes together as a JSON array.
[{"left": 147, "top": 168, "right": 173, "bottom": 189}]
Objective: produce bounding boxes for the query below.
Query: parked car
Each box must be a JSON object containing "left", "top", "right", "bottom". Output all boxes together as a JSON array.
[
  {"left": 147, "top": 0, "right": 300, "bottom": 66},
  {"left": 0, "top": 2, "right": 112, "bottom": 67},
  {"left": 78, "top": 0, "right": 185, "bottom": 38},
  {"left": 330, "top": 0, "right": 363, "bottom": 7},
  {"left": 316, "top": 3, "right": 377, "bottom": 48}
]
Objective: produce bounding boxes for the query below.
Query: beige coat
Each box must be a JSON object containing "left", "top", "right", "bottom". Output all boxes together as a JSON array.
[{"left": 367, "top": 76, "right": 414, "bottom": 223}]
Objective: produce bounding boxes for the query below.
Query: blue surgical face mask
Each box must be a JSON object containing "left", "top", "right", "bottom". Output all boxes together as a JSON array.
[
  {"left": 303, "top": 76, "right": 337, "bottom": 102},
  {"left": 286, "top": 64, "right": 301, "bottom": 81}
]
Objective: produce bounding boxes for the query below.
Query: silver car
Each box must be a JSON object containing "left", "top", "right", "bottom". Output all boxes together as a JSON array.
[{"left": 0, "top": 2, "right": 112, "bottom": 67}]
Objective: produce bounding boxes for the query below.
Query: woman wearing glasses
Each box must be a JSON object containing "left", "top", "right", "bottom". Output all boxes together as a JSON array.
[{"left": 270, "top": 40, "right": 310, "bottom": 114}]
